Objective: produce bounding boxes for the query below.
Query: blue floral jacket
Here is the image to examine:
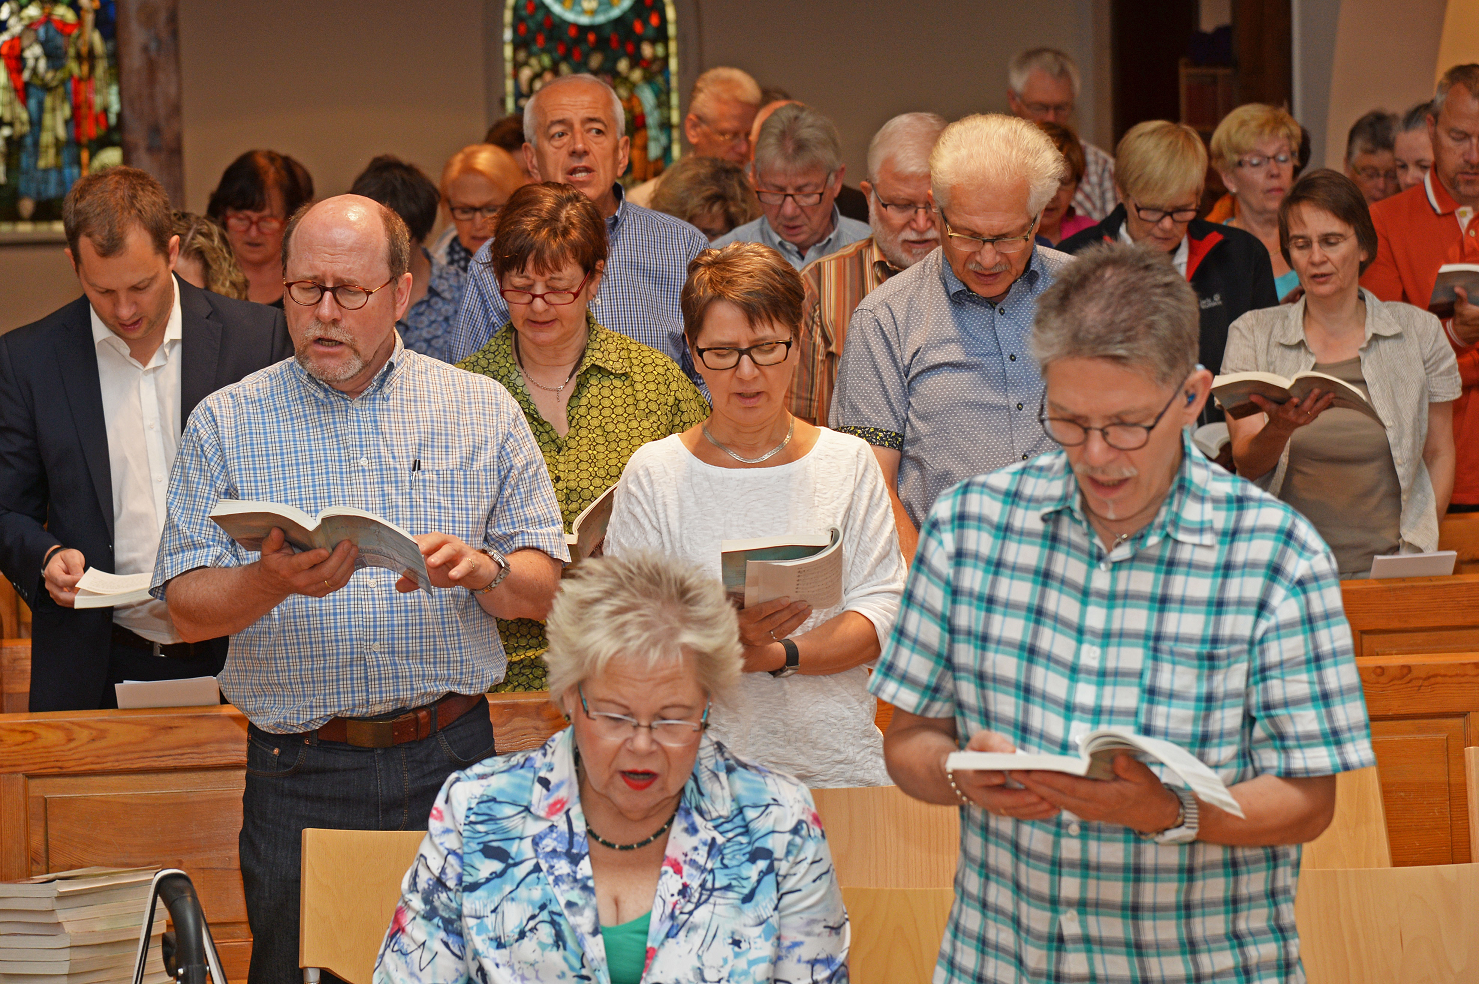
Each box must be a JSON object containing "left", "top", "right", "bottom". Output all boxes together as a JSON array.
[{"left": 374, "top": 728, "right": 850, "bottom": 984}]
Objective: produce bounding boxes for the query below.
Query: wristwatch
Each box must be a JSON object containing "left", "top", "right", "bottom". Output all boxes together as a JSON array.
[
  {"left": 471, "top": 547, "right": 510, "bottom": 595},
  {"left": 1148, "top": 784, "right": 1200, "bottom": 845},
  {"left": 769, "top": 638, "right": 800, "bottom": 678}
]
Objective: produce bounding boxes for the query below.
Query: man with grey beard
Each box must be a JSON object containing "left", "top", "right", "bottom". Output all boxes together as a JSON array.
[
  {"left": 790, "top": 112, "right": 946, "bottom": 427},
  {"left": 149, "top": 194, "right": 566, "bottom": 984},
  {"left": 830, "top": 114, "right": 1070, "bottom": 560}
]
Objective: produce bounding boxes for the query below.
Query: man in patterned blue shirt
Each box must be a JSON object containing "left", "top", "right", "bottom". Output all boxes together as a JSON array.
[
  {"left": 870, "top": 244, "right": 1375, "bottom": 984},
  {"left": 446, "top": 74, "right": 709, "bottom": 389},
  {"left": 151, "top": 196, "right": 567, "bottom": 984}
]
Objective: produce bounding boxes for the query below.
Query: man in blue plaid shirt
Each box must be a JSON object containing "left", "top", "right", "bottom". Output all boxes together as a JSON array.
[
  {"left": 870, "top": 243, "right": 1375, "bottom": 983},
  {"left": 152, "top": 196, "right": 567, "bottom": 984}
]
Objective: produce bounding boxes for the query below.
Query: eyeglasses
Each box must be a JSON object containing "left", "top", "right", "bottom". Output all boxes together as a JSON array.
[
  {"left": 499, "top": 270, "right": 593, "bottom": 307},
  {"left": 1235, "top": 152, "right": 1293, "bottom": 171},
  {"left": 578, "top": 685, "right": 710, "bottom": 747},
  {"left": 754, "top": 174, "right": 834, "bottom": 207},
  {"left": 283, "top": 278, "right": 395, "bottom": 310},
  {"left": 448, "top": 202, "right": 502, "bottom": 222},
  {"left": 224, "top": 211, "right": 284, "bottom": 234},
  {"left": 1286, "top": 232, "right": 1353, "bottom": 254},
  {"left": 1353, "top": 166, "right": 1398, "bottom": 185},
  {"left": 1128, "top": 199, "right": 1199, "bottom": 225},
  {"left": 870, "top": 190, "right": 932, "bottom": 218},
  {"left": 693, "top": 338, "right": 793, "bottom": 371},
  {"left": 692, "top": 114, "right": 751, "bottom": 147},
  {"left": 940, "top": 211, "right": 1038, "bottom": 255},
  {"left": 1038, "top": 384, "right": 1187, "bottom": 451},
  {"left": 1020, "top": 100, "right": 1074, "bottom": 118}
]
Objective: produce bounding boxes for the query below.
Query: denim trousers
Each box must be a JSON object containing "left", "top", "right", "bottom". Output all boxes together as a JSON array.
[{"left": 239, "top": 698, "right": 496, "bottom": 984}]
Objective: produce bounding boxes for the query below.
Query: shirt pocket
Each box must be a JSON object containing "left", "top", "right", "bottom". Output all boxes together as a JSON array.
[{"left": 1135, "top": 645, "right": 1250, "bottom": 773}]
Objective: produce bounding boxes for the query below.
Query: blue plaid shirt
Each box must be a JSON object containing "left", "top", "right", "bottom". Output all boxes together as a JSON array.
[
  {"left": 151, "top": 338, "right": 568, "bottom": 733},
  {"left": 870, "top": 434, "right": 1375, "bottom": 984},
  {"left": 445, "top": 183, "right": 708, "bottom": 390}
]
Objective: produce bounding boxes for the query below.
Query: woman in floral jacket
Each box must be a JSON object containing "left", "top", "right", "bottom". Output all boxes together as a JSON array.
[{"left": 374, "top": 552, "right": 850, "bottom": 984}]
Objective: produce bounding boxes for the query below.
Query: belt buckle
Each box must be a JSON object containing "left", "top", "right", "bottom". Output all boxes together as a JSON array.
[{"left": 344, "top": 718, "right": 396, "bottom": 748}]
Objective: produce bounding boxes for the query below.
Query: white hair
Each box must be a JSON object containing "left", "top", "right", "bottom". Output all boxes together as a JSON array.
[
  {"left": 866, "top": 112, "right": 948, "bottom": 182},
  {"left": 523, "top": 74, "right": 626, "bottom": 146},
  {"left": 689, "top": 66, "right": 762, "bottom": 116},
  {"left": 1008, "top": 47, "right": 1081, "bottom": 99},
  {"left": 930, "top": 114, "right": 1065, "bottom": 216}
]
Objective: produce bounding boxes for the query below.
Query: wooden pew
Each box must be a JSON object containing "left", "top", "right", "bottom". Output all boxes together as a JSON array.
[
  {"left": 0, "top": 696, "right": 564, "bottom": 982},
  {"left": 1439, "top": 512, "right": 1479, "bottom": 575}
]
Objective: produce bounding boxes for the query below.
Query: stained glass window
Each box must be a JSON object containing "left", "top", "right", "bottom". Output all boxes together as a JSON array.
[
  {"left": 0, "top": 0, "right": 120, "bottom": 231},
  {"left": 504, "top": 0, "right": 679, "bottom": 185}
]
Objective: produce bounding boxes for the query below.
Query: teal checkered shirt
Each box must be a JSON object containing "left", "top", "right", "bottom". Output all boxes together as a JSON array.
[{"left": 869, "top": 433, "right": 1375, "bottom": 984}]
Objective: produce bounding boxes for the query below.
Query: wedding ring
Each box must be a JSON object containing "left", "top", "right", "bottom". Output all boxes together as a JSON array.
[{"left": 323, "top": 580, "right": 331, "bottom": 592}]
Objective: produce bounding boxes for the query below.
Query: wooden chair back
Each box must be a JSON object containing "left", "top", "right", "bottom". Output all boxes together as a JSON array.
[
  {"left": 842, "top": 886, "right": 953, "bottom": 984},
  {"left": 1468, "top": 746, "right": 1479, "bottom": 861},
  {"left": 299, "top": 828, "right": 426, "bottom": 984},
  {"left": 1, "top": 638, "right": 30, "bottom": 713},
  {"left": 1295, "top": 862, "right": 1479, "bottom": 982},
  {"left": 1301, "top": 766, "right": 1392, "bottom": 870},
  {"left": 809, "top": 785, "right": 958, "bottom": 889},
  {"left": 1340, "top": 573, "right": 1479, "bottom": 657}
]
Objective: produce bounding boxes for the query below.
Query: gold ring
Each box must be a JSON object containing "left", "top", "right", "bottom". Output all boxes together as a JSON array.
[{"left": 323, "top": 580, "right": 331, "bottom": 592}]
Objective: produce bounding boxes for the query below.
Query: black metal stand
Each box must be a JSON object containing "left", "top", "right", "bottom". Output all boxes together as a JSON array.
[{"left": 130, "top": 869, "right": 228, "bottom": 984}]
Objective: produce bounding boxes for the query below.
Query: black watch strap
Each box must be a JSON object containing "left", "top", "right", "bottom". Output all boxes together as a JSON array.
[{"left": 770, "top": 638, "right": 800, "bottom": 678}]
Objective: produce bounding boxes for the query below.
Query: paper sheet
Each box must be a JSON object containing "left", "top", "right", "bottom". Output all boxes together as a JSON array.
[{"left": 113, "top": 676, "right": 221, "bottom": 709}]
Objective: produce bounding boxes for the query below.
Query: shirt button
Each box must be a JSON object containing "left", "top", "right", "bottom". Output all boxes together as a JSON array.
[
  {"left": 1009, "top": 354, "right": 1017, "bottom": 361},
  {"left": 1021, "top": 453, "right": 1029, "bottom": 460},
  {"left": 1099, "top": 562, "right": 1109, "bottom": 571},
  {"left": 1082, "top": 645, "right": 1101, "bottom": 665},
  {"left": 999, "top": 307, "right": 1007, "bottom": 315},
  {"left": 1017, "top": 403, "right": 1024, "bottom": 410},
  {"left": 360, "top": 456, "right": 371, "bottom": 467},
  {"left": 1068, "top": 822, "right": 1082, "bottom": 836},
  {"left": 1062, "top": 910, "right": 1079, "bottom": 925}
]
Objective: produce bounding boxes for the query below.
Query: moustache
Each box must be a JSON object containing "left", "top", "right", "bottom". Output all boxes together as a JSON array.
[
  {"left": 1072, "top": 463, "right": 1139, "bottom": 482},
  {"left": 967, "top": 261, "right": 1011, "bottom": 276}
]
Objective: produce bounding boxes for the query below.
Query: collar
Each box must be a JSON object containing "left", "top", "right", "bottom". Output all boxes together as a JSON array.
[
  {"left": 938, "top": 245, "right": 1041, "bottom": 301},
  {"left": 1272, "top": 289, "right": 1398, "bottom": 347},
  {"left": 606, "top": 181, "right": 628, "bottom": 234},
  {"left": 1037, "top": 430, "right": 1218, "bottom": 550},
  {"left": 291, "top": 331, "right": 406, "bottom": 402},
  {"left": 91, "top": 272, "right": 184, "bottom": 365},
  {"left": 1118, "top": 223, "right": 1192, "bottom": 275},
  {"left": 443, "top": 234, "right": 474, "bottom": 274},
  {"left": 760, "top": 205, "right": 843, "bottom": 262},
  {"left": 488, "top": 313, "right": 630, "bottom": 383},
  {"left": 1426, "top": 168, "right": 1459, "bottom": 216},
  {"left": 866, "top": 237, "right": 904, "bottom": 282}
]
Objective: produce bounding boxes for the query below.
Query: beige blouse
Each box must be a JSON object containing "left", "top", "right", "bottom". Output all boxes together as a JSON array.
[{"left": 1222, "top": 290, "right": 1462, "bottom": 554}]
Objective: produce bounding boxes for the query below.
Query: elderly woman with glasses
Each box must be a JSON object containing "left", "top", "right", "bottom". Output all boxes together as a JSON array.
[
  {"left": 457, "top": 182, "right": 710, "bottom": 691},
  {"left": 1223, "top": 170, "right": 1459, "bottom": 577},
  {"left": 1209, "top": 104, "right": 1306, "bottom": 303},
  {"left": 375, "top": 552, "right": 850, "bottom": 984},
  {"left": 1060, "top": 120, "right": 1278, "bottom": 395},
  {"left": 206, "top": 149, "right": 314, "bottom": 306},
  {"left": 603, "top": 242, "right": 906, "bottom": 788}
]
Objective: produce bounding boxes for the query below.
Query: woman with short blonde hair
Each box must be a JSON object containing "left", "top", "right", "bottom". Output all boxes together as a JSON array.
[
  {"left": 1211, "top": 104, "right": 1305, "bottom": 301},
  {"left": 603, "top": 242, "right": 907, "bottom": 788},
  {"left": 1059, "top": 120, "right": 1279, "bottom": 395}
]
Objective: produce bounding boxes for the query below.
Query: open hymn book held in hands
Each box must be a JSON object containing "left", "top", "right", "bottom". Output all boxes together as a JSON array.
[
  {"left": 209, "top": 500, "right": 431, "bottom": 591},
  {"left": 720, "top": 528, "right": 843, "bottom": 609},
  {"left": 1211, "top": 370, "right": 1381, "bottom": 425},
  {"left": 946, "top": 726, "right": 1246, "bottom": 818}
]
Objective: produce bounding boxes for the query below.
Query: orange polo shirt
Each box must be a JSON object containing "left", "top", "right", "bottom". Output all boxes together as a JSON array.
[{"left": 1363, "top": 171, "right": 1479, "bottom": 504}]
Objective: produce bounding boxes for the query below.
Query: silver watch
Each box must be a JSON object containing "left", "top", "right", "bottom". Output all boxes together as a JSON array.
[
  {"left": 1153, "top": 785, "right": 1200, "bottom": 845},
  {"left": 472, "top": 547, "right": 510, "bottom": 594}
]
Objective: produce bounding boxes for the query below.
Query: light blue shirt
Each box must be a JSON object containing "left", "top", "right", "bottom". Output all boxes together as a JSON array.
[
  {"left": 830, "top": 245, "right": 1069, "bottom": 527},
  {"left": 151, "top": 338, "right": 569, "bottom": 733},
  {"left": 712, "top": 207, "right": 871, "bottom": 270}
]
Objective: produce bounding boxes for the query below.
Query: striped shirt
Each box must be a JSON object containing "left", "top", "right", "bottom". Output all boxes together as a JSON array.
[
  {"left": 869, "top": 434, "right": 1375, "bottom": 984},
  {"left": 151, "top": 338, "right": 569, "bottom": 733},
  {"left": 444, "top": 183, "right": 709, "bottom": 388},
  {"left": 791, "top": 236, "right": 900, "bottom": 426},
  {"left": 711, "top": 206, "right": 872, "bottom": 270},
  {"left": 1073, "top": 141, "right": 1119, "bottom": 222}
]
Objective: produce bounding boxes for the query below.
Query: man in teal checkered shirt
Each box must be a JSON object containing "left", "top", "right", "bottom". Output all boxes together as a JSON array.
[{"left": 870, "top": 243, "right": 1375, "bottom": 983}]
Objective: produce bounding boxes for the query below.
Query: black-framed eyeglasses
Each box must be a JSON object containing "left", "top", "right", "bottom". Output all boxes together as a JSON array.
[
  {"left": 499, "top": 270, "right": 593, "bottom": 307},
  {"left": 870, "top": 190, "right": 932, "bottom": 218},
  {"left": 939, "top": 210, "right": 1038, "bottom": 255},
  {"left": 1235, "top": 152, "right": 1293, "bottom": 171},
  {"left": 283, "top": 278, "right": 395, "bottom": 310},
  {"left": 1128, "top": 199, "right": 1199, "bottom": 225},
  {"left": 692, "top": 114, "right": 751, "bottom": 146},
  {"left": 754, "top": 173, "right": 835, "bottom": 207},
  {"left": 577, "top": 685, "right": 710, "bottom": 747},
  {"left": 448, "top": 202, "right": 502, "bottom": 222},
  {"left": 1038, "top": 384, "right": 1188, "bottom": 451},
  {"left": 693, "top": 338, "right": 793, "bottom": 371}
]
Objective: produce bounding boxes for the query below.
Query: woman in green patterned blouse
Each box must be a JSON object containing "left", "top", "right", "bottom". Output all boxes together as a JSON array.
[{"left": 458, "top": 182, "right": 710, "bottom": 689}]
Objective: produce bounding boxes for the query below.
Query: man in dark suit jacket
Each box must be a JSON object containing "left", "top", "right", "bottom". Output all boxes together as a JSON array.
[{"left": 0, "top": 166, "right": 291, "bottom": 711}]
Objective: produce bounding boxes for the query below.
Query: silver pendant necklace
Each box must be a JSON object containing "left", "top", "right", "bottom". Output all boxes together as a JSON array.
[
  {"left": 514, "top": 331, "right": 586, "bottom": 397},
  {"left": 703, "top": 417, "right": 795, "bottom": 464}
]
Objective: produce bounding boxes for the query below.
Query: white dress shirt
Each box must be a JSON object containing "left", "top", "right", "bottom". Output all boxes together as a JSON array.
[
  {"left": 1120, "top": 223, "right": 1190, "bottom": 276},
  {"left": 90, "top": 275, "right": 184, "bottom": 644}
]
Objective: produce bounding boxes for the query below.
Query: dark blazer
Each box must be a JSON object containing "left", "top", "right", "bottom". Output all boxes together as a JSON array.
[{"left": 0, "top": 277, "right": 292, "bottom": 711}]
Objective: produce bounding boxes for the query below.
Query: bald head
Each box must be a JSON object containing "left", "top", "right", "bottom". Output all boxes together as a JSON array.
[{"left": 282, "top": 193, "right": 410, "bottom": 282}]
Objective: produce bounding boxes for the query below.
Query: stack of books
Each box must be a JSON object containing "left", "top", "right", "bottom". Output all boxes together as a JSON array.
[{"left": 0, "top": 868, "right": 169, "bottom": 984}]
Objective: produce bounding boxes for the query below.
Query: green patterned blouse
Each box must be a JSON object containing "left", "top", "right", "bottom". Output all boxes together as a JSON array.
[{"left": 457, "top": 316, "right": 710, "bottom": 685}]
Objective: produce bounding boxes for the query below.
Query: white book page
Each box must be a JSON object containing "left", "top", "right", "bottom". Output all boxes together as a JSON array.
[
  {"left": 1368, "top": 551, "right": 1457, "bottom": 579},
  {"left": 113, "top": 676, "right": 221, "bottom": 709},
  {"left": 1084, "top": 728, "right": 1245, "bottom": 818},
  {"left": 73, "top": 570, "right": 153, "bottom": 608},
  {"left": 945, "top": 750, "right": 1091, "bottom": 774}
]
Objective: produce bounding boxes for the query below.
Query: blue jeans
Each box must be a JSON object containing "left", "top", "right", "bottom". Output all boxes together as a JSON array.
[{"left": 240, "top": 699, "right": 496, "bottom": 984}]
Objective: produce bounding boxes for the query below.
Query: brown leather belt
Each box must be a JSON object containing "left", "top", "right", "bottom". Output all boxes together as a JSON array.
[
  {"left": 111, "top": 624, "right": 211, "bottom": 660},
  {"left": 315, "top": 692, "right": 486, "bottom": 749}
]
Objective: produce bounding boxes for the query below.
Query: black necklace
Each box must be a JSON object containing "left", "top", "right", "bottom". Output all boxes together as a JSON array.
[{"left": 585, "top": 809, "right": 678, "bottom": 851}]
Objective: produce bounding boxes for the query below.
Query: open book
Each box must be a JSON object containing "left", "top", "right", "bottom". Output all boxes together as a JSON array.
[
  {"left": 566, "top": 485, "right": 615, "bottom": 564},
  {"left": 1212, "top": 370, "right": 1381, "bottom": 424},
  {"left": 945, "top": 726, "right": 1246, "bottom": 818},
  {"left": 720, "top": 528, "right": 843, "bottom": 610},
  {"left": 209, "top": 500, "right": 430, "bottom": 591},
  {"left": 1191, "top": 422, "right": 1230, "bottom": 460},
  {"left": 72, "top": 569, "right": 153, "bottom": 609},
  {"left": 1428, "top": 263, "right": 1479, "bottom": 318}
]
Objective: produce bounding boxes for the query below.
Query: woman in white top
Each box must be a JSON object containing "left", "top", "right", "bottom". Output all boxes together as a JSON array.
[
  {"left": 604, "top": 242, "right": 905, "bottom": 787},
  {"left": 1223, "top": 169, "right": 1459, "bottom": 577}
]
